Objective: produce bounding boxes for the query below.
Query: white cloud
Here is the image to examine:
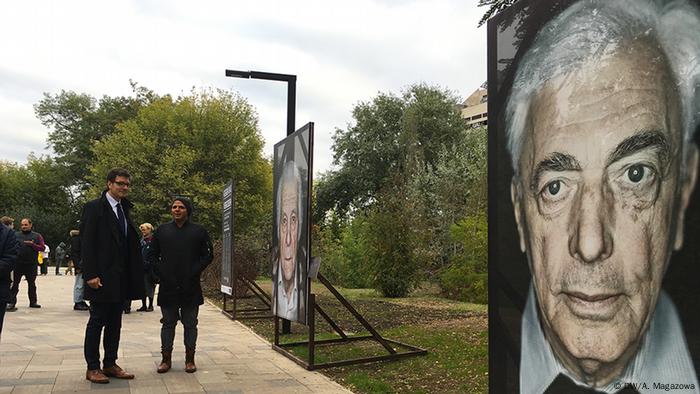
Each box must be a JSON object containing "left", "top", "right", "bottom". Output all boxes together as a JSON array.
[{"left": 0, "top": 0, "right": 487, "bottom": 175}]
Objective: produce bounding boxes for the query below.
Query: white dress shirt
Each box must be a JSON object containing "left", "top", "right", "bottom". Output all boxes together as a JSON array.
[
  {"left": 276, "top": 267, "right": 298, "bottom": 322},
  {"left": 520, "top": 285, "right": 699, "bottom": 394},
  {"left": 105, "top": 192, "right": 126, "bottom": 235}
]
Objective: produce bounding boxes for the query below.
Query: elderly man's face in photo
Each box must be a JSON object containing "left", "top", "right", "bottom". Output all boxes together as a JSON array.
[
  {"left": 511, "top": 40, "right": 698, "bottom": 380},
  {"left": 279, "top": 175, "right": 299, "bottom": 284}
]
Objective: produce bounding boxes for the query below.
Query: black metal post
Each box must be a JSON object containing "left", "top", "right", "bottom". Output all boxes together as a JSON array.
[
  {"left": 225, "top": 69, "right": 296, "bottom": 334},
  {"left": 308, "top": 294, "right": 316, "bottom": 369}
]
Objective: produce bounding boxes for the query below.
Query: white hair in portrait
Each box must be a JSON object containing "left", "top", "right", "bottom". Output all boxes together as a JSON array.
[{"left": 505, "top": 0, "right": 700, "bottom": 175}]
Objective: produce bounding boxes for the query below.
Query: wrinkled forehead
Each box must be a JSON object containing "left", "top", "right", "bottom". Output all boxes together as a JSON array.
[
  {"left": 281, "top": 180, "right": 299, "bottom": 210},
  {"left": 521, "top": 41, "right": 681, "bottom": 170}
]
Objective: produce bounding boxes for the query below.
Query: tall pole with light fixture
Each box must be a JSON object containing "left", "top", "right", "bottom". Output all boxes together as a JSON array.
[{"left": 225, "top": 69, "right": 296, "bottom": 334}]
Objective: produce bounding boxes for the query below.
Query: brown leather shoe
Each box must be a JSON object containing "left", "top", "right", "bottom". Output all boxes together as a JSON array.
[
  {"left": 102, "top": 365, "right": 134, "bottom": 379},
  {"left": 157, "top": 351, "right": 172, "bottom": 373},
  {"left": 185, "top": 349, "right": 196, "bottom": 373},
  {"left": 86, "top": 369, "right": 109, "bottom": 384}
]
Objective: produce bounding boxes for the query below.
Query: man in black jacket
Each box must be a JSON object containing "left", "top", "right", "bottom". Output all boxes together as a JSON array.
[
  {"left": 8, "top": 218, "right": 45, "bottom": 310},
  {"left": 0, "top": 221, "right": 18, "bottom": 337},
  {"left": 68, "top": 229, "right": 88, "bottom": 311},
  {"left": 80, "top": 168, "right": 145, "bottom": 384},
  {"left": 146, "top": 197, "right": 213, "bottom": 374}
]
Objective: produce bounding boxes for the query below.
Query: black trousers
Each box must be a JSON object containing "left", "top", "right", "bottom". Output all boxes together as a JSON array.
[
  {"left": 0, "top": 301, "right": 6, "bottom": 337},
  {"left": 84, "top": 301, "right": 124, "bottom": 370},
  {"left": 10, "top": 264, "right": 37, "bottom": 305},
  {"left": 160, "top": 304, "right": 199, "bottom": 352}
]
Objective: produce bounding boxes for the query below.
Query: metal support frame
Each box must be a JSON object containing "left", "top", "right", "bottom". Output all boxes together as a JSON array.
[
  {"left": 272, "top": 272, "right": 427, "bottom": 370},
  {"left": 222, "top": 276, "right": 272, "bottom": 320}
]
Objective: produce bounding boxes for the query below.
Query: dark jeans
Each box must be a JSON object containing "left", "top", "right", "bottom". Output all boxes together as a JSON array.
[
  {"left": 0, "top": 301, "right": 6, "bottom": 337},
  {"left": 84, "top": 301, "right": 123, "bottom": 370},
  {"left": 160, "top": 304, "right": 199, "bottom": 352},
  {"left": 55, "top": 260, "right": 63, "bottom": 275},
  {"left": 10, "top": 264, "right": 37, "bottom": 305}
]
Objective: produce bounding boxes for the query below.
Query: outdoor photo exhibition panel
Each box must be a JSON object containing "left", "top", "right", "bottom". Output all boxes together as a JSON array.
[
  {"left": 221, "top": 180, "right": 234, "bottom": 296},
  {"left": 487, "top": 0, "right": 700, "bottom": 391},
  {"left": 272, "top": 122, "right": 313, "bottom": 325}
]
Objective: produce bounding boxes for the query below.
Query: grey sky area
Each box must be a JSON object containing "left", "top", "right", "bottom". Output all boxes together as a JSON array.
[{"left": 0, "top": 0, "right": 487, "bottom": 174}]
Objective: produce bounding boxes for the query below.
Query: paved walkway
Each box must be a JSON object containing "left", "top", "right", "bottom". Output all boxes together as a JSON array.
[{"left": 0, "top": 272, "right": 351, "bottom": 393}]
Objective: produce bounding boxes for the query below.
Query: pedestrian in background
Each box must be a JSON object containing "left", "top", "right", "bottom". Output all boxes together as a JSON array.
[
  {"left": 136, "top": 223, "right": 157, "bottom": 312},
  {"left": 69, "top": 230, "right": 88, "bottom": 311},
  {"left": 55, "top": 242, "right": 66, "bottom": 276},
  {"left": 39, "top": 243, "right": 50, "bottom": 275},
  {"left": 0, "top": 220, "right": 18, "bottom": 338},
  {"left": 8, "top": 218, "right": 44, "bottom": 311}
]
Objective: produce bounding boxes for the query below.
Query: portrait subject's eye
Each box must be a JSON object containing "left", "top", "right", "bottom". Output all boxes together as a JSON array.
[
  {"left": 540, "top": 179, "right": 570, "bottom": 202},
  {"left": 627, "top": 165, "right": 645, "bottom": 183},
  {"left": 537, "top": 178, "right": 574, "bottom": 215},
  {"left": 613, "top": 162, "right": 659, "bottom": 208},
  {"left": 618, "top": 163, "right": 656, "bottom": 188}
]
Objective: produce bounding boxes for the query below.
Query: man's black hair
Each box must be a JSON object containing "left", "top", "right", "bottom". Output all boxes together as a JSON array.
[
  {"left": 106, "top": 168, "right": 131, "bottom": 182},
  {"left": 172, "top": 196, "right": 194, "bottom": 217}
]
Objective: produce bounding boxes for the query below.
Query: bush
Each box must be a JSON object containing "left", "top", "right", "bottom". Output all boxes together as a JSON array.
[
  {"left": 201, "top": 234, "right": 270, "bottom": 297},
  {"left": 440, "top": 268, "right": 487, "bottom": 304},
  {"left": 365, "top": 186, "right": 421, "bottom": 298},
  {"left": 315, "top": 218, "right": 374, "bottom": 289},
  {"left": 438, "top": 213, "right": 487, "bottom": 303}
]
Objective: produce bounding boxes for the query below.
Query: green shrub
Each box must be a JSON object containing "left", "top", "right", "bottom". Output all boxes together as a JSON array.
[
  {"left": 440, "top": 269, "right": 487, "bottom": 304},
  {"left": 439, "top": 213, "right": 487, "bottom": 303}
]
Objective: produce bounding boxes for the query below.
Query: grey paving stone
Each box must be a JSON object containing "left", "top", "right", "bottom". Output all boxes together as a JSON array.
[{"left": 1, "top": 274, "right": 352, "bottom": 393}]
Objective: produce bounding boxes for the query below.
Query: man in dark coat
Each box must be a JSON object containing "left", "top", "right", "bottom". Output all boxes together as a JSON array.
[
  {"left": 69, "top": 229, "right": 88, "bottom": 310},
  {"left": 146, "top": 197, "right": 213, "bottom": 374},
  {"left": 8, "top": 218, "right": 45, "bottom": 310},
  {"left": 0, "top": 222, "right": 18, "bottom": 337},
  {"left": 80, "top": 168, "right": 145, "bottom": 384}
]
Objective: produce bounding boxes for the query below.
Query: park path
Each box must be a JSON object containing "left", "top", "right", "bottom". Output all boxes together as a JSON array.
[{"left": 0, "top": 272, "right": 352, "bottom": 394}]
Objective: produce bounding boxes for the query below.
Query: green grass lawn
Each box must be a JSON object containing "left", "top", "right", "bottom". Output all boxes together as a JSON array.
[{"left": 205, "top": 280, "right": 488, "bottom": 394}]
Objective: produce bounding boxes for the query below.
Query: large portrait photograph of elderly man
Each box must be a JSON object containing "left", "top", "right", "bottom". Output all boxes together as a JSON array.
[
  {"left": 272, "top": 123, "right": 313, "bottom": 325},
  {"left": 488, "top": 0, "right": 700, "bottom": 392}
]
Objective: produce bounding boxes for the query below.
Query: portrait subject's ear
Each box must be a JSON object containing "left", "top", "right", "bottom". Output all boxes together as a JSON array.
[
  {"left": 511, "top": 179, "right": 527, "bottom": 253},
  {"left": 674, "top": 145, "right": 699, "bottom": 251}
]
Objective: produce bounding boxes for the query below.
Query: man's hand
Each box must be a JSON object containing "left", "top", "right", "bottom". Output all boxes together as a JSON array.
[
  {"left": 23, "top": 240, "right": 34, "bottom": 245},
  {"left": 87, "top": 277, "right": 102, "bottom": 289}
]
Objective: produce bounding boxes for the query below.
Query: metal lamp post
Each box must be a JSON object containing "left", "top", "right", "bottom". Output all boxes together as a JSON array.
[{"left": 225, "top": 69, "right": 296, "bottom": 334}]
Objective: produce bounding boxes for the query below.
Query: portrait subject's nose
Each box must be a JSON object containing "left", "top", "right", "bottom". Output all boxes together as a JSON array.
[
  {"left": 569, "top": 183, "right": 613, "bottom": 263},
  {"left": 285, "top": 221, "right": 291, "bottom": 246}
]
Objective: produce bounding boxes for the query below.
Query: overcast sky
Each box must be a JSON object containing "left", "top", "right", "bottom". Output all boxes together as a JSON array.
[{"left": 0, "top": 0, "right": 487, "bottom": 175}]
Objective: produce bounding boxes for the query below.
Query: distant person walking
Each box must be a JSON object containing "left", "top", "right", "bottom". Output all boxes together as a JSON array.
[
  {"left": 7, "top": 218, "right": 44, "bottom": 311},
  {"left": 81, "top": 168, "right": 145, "bottom": 384},
  {"left": 0, "top": 220, "right": 18, "bottom": 338},
  {"left": 69, "top": 230, "right": 88, "bottom": 311},
  {"left": 146, "top": 197, "right": 213, "bottom": 374},
  {"left": 39, "top": 243, "right": 50, "bottom": 275},
  {"left": 55, "top": 242, "right": 66, "bottom": 276},
  {"left": 136, "top": 223, "right": 157, "bottom": 312}
]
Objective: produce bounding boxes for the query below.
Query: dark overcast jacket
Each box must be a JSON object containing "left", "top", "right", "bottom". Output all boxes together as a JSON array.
[
  {"left": 146, "top": 220, "right": 213, "bottom": 307},
  {"left": 0, "top": 224, "right": 18, "bottom": 303},
  {"left": 80, "top": 192, "right": 145, "bottom": 302}
]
